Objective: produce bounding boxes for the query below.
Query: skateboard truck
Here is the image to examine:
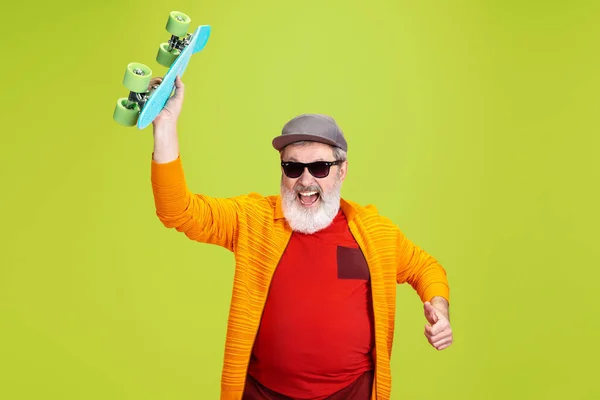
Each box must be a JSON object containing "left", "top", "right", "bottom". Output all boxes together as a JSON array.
[
  {"left": 166, "top": 16, "right": 193, "bottom": 54},
  {"left": 168, "top": 34, "right": 191, "bottom": 51},
  {"left": 126, "top": 67, "right": 160, "bottom": 108},
  {"left": 124, "top": 78, "right": 159, "bottom": 112}
]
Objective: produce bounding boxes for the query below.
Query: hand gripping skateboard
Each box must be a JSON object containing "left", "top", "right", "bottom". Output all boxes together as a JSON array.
[{"left": 113, "top": 11, "right": 211, "bottom": 129}]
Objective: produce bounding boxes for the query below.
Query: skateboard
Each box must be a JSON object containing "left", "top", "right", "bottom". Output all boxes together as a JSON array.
[{"left": 113, "top": 11, "right": 211, "bottom": 129}]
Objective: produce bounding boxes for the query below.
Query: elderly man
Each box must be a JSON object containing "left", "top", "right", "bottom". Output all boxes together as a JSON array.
[{"left": 149, "top": 76, "right": 453, "bottom": 400}]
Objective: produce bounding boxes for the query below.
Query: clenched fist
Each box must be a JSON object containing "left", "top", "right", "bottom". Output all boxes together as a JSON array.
[{"left": 423, "top": 299, "right": 453, "bottom": 351}]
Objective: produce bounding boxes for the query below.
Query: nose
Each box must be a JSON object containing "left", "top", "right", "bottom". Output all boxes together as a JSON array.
[{"left": 297, "top": 167, "right": 315, "bottom": 186}]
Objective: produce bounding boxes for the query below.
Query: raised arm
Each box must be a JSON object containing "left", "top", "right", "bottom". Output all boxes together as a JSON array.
[{"left": 150, "top": 76, "right": 240, "bottom": 251}]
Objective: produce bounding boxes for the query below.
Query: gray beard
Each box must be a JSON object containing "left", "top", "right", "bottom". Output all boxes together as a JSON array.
[{"left": 280, "top": 176, "right": 342, "bottom": 234}]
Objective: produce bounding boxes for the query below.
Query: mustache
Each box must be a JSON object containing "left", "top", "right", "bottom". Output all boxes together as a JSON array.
[{"left": 293, "top": 184, "right": 322, "bottom": 194}]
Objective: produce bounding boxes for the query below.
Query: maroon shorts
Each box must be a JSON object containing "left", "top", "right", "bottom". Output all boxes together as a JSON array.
[{"left": 242, "top": 370, "right": 374, "bottom": 400}]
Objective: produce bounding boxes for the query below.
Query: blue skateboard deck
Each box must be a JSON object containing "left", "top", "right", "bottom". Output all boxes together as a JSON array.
[{"left": 137, "top": 24, "right": 211, "bottom": 129}]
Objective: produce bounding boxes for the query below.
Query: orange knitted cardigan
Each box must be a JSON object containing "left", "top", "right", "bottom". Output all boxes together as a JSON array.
[{"left": 151, "top": 156, "right": 450, "bottom": 400}]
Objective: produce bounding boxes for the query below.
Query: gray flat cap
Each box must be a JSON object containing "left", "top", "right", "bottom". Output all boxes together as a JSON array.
[{"left": 272, "top": 113, "right": 348, "bottom": 152}]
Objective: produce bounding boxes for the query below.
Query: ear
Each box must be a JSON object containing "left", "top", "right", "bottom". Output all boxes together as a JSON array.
[{"left": 339, "top": 160, "right": 348, "bottom": 182}]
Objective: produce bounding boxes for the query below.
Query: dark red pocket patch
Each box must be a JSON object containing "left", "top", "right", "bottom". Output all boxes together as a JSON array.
[{"left": 337, "top": 246, "right": 370, "bottom": 280}]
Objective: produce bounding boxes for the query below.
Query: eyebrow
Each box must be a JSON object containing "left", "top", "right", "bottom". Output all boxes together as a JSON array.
[{"left": 285, "top": 157, "right": 326, "bottom": 162}]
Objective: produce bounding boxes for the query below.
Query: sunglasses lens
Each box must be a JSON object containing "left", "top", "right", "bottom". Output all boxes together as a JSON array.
[
  {"left": 283, "top": 163, "right": 304, "bottom": 178},
  {"left": 308, "top": 162, "right": 330, "bottom": 178}
]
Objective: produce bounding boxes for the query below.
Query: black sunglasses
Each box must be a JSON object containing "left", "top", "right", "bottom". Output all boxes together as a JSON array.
[{"left": 281, "top": 160, "right": 342, "bottom": 179}]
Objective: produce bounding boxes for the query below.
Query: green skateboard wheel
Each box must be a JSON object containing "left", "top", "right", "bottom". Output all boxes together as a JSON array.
[
  {"left": 156, "top": 43, "right": 181, "bottom": 67},
  {"left": 113, "top": 98, "right": 140, "bottom": 126},
  {"left": 123, "top": 63, "right": 152, "bottom": 93},
  {"left": 166, "top": 11, "right": 190, "bottom": 37}
]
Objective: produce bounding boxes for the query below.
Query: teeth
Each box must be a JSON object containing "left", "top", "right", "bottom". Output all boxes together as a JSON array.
[{"left": 299, "top": 191, "right": 318, "bottom": 196}]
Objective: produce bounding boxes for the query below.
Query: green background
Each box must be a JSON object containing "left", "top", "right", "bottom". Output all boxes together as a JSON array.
[{"left": 1, "top": 0, "right": 598, "bottom": 398}]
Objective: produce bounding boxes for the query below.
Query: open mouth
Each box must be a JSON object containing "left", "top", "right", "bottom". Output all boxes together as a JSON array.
[{"left": 298, "top": 191, "right": 320, "bottom": 206}]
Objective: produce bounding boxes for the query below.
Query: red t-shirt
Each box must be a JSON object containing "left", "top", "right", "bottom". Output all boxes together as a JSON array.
[{"left": 247, "top": 210, "right": 375, "bottom": 399}]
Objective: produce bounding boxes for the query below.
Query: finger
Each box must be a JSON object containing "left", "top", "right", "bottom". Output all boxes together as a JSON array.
[
  {"left": 428, "top": 320, "right": 449, "bottom": 337},
  {"left": 432, "top": 336, "right": 453, "bottom": 349},
  {"left": 426, "top": 329, "right": 450, "bottom": 342},
  {"left": 424, "top": 322, "right": 443, "bottom": 337},
  {"left": 424, "top": 325, "right": 446, "bottom": 340},
  {"left": 432, "top": 339, "right": 452, "bottom": 350},
  {"left": 174, "top": 75, "right": 185, "bottom": 90},
  {"left": 424, "top": 302, "right": 437, "bottom": 320},
  {"left": 423, "top": 302, "right": 438, "bottom": 324},
  {"left": 424, "top": 324, "right": 434, "bottom": 336},
  {"left": 172, "top": 75, "right": 185, "bottom": 100},
  {"left": 436, "top": 343, "right": 451, "bottom": 351},
  {"left": 429, "top": 330, "right": 452, "bottom": 344},
  {"left": 148, "top": 77, "right": 163, "bottom": 89}
]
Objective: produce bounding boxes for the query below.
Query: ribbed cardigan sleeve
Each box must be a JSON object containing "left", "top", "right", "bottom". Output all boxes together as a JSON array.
[
  {"left": 395, "top": 229, "right": 450, "bottom": 303},
  {"left": 150, "top": 155, "right": 242, "bottom": 252}
]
